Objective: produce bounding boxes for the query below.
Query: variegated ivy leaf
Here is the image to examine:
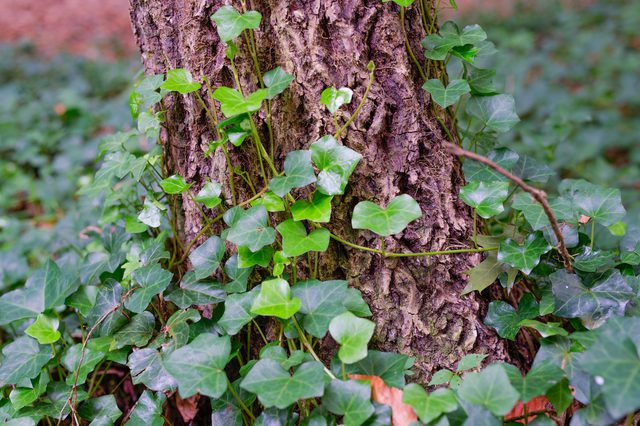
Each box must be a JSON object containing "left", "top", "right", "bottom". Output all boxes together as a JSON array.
[
  {"left": 310, "top": 135, "right": 362, "bottom": 196},
  {"left": 321, "top": 86, "right": 353, "bottom": 113}
]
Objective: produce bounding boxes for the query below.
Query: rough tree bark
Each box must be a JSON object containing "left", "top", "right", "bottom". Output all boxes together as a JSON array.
[{"left": 128, "top": 0, "right": 509, "bottom": 382}]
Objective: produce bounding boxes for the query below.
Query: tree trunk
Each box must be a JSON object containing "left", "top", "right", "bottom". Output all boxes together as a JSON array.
[{"left": 128, "top": 0, "right": 508, "bottom": 382}]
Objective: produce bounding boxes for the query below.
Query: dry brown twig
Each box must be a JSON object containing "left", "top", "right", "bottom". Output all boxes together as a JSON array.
[{"left": 443, "top": 141, "right": 574, "bottom": 273}]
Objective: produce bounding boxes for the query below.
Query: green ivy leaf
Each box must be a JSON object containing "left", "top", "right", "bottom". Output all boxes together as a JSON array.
[
  {"left": 429, "top": 369, "right": 454, "bottom": 386},
  {"left": 226, "top": 205, "right": 276, "bottom": 252},
  {"left": 402, "top": 384, "right": 458, "bottom": 424},
  {"left": 110, "top": 312, "right": 155, "bottom": 350},
  {"left": 224, "top": 255, "right": 253, "bottom": 293},
  {"left": 165, "top": 272, "right": 225, "bottom": 309},
  {"left": 251, "top": 278, "right": 301, "bottom": 319},
  {"left": 503, "top": 362, "right": 564, "bottom": 403},
  {"left": 335, "top": 350, "right": 413, "bottom": 388},
  {"left": 459, "top": 181, "right": 509, "bottom": 219},
  {"left": 161, "top": 69, "right": 201, "bottom": 94},
  {"left": 219, "top": 286, "right": 261, "bottom": 335},
  {"left": 263, "top": 67, "right": 294, "bottom": 100},
  {"left": 251, "top": 192, "right": 285, "bottom": 212},
  {"left": 195, "top": 181, "right": 222, "bottom": 208},
  {"left": 322, "top": 379, "right": 375, "bottom": 426},
  {"left": 138, "top": 199, "right": 162, "bottom": 228},
  {"left": 291, "top": 280, "right": 350, "bottom": 338},
  {"left": 560, "top": 179, "right": 626, "bottom": 226},
  {"left": 518, "top": 319, "right": 568, "bottom": 338},
  {"left": 277, "top": 219, "right": 330, "bottom": 257},
  {"left": 467, "top": 67, "right": 496, "bottom": 95},
  {"left": 498, "top": 232, "right": 551, "bottom": 275},
  {"left": 160, "top": 174, "right": 192, "bottom": 194},
  {"left": 513, "top": 155, "right": 555, "bottom": 184},
  {"left": 212, "top": 87, "right": 267, "bottom": 117},
  {"left": 25, "top": 315, "right": 61, "bottom": 345},
  {"left": 466, "top": 94, "right": 520, "bottom": 133},
  {"left": 422, "top": 21, "right": 487, "bottom": 60},
  {"left": 164, "top": 333, "right": 230, "bottom": 398},
  {"left": 310, "top": 135, "right": 362, "bottom": 196},
  {"left": 128, "top": 348, "right": 177, "bottom": 392},
  {"left": 573, "top": 248, "right": 617, "bottom": 273},
  {"left": 329, "top": 312, "right": 375, "bottom": 364},
  {"left": 321, "top": 87, "right": 353, "bottom": 113},
  {"left": 291, "top": 192, "right": 333, "bottom": 223},
  {"left": 189, "top": 236, "right": 225, "bottom": 279},
  {"left": 512, "top": 193, "right": 576, "bottom": 230},
  {"left": 9, "top": 372, "right": 49, "bottom": 411},
  {"left": 86, "top": 281, "right": 127, "bottom": 337},
  {"left": 79, "top": 395, "right": 122, "bottom": 425},
  {"left": 125, "top": 263, "right": 173, "bottom": 314},
  {"left": 124, "top": 391, "right": 166, "bottom": 426},
  {"left": 352, "top": 194, "right": 421, "bottom": 237},
  {"left": 551, "top": 270, "right": 634, "bottom": 320},
  {"left": 381, "top": 0, "right": 415, "bottom": 6},
  {"left": 485, "top": 294, "right": 539, "bottom": 340},
  {"left": 0, "top": 337, "right": 52, "bottom": 386},
  {"left": 238, "top": 246, "right": 274, "bottom": 268},
  {"left": 240, "top": 359, "right": 326, "bottom": 409},
  {"left": 457, "top": 354, "right": 488, "bottom": 372},
  {"left": 422, "top": 79, "right": 470, "bottom": 108},
  {"left": 211, "top": 5, "right": 262, "bottom": 43},
  {"left": 269, "top": 150, "right": 317, "bottom": 197},
  {"left": 457, "top": 364, "right": 520, "bottom": 416},
  {"left": 463, "top": 148, "right": 519, "bottom": 183},
  {"left": 62, "top": 337, "right": 110, "bottom": 386}
]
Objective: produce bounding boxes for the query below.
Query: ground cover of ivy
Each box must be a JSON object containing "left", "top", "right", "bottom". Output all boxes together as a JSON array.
[{"left": 1, "top": 1, "right": 640, "bottom": 425}]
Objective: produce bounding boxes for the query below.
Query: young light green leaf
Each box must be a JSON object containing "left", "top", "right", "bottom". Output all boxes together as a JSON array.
[
  {"left": 459, "top": 181, "right": 509, "bottom": 219},
  {"left": 238, "top": 246, "right": 274, "bottom": 268},
  {"left": 224, "top": 255, "right": 253, "bottom": 293},
  {"left": 159, "top": 174, "right": 192, "bottom": 194},
  {"left": 212, "top": 87, "right": 267, "bottom": 117},
  {"left": 251, "top": 278, "right": 301, "bottom": 319},
  {"left": 462, "top": 252, "right": 503, "bottom": 294},
  {"left": 422, "top": 79, "right": 470, "bottom": 108},
  {"left": 310, "top": 135, "right": 362, "bottom": 195},
  {"left": 291, "top": 192, "right": 333, "bottom": 223},
  {"left": 277, "top": 219, "right": 330, "bottom": 257},
  {"left": 429, "top": 369, "right": 455, "bottom": 386},
  {"left": 329, "top": 312, "right": 375, "bottom": 364},
  {"left": 381, "top": 0, "right": 415, "bottom": 6},
  {"left": 402, "top": 384, "right": 458, "bottom": 424},
  {"left": 226, "top": 205, "right": 276, "bottom": 252},
  {"left": 0, "top": 337, "right": 53, "bottom": 386},
  {"left": 161, "top": 69, "right": 201, "bottom": 94},
  {"left": 211, "top": 5, "right": 262, "bottom": 43},
  {"left": 466, "top": 94, "right": 520, "bottom": 133},
  {"left": 323, "top": 379, "right": 375, "bottom": 426},
  {"left": 321, "top": 87, "right": 353, "bottom": 113},
  {"left": 422, "top": 21, "right": 487, "bottom": 60},
  {"left": 125, "top": 263, "right": 173, "bottom": 314},
  {"left": 251, "top": 191, "right": 285, "bottom": 212},
  {"left": 352, "top": 194, "right": 422, "bottom": 237},
  {"left": 263, "top": 67, "right": 294, "bottom": 100},
  {"left": 269, "top": 150, "right": 317, "bottom": 197},
  {"left": 240, "top": 360, "right": 326, "bottom": 409},
  {"left": 164, "top": 333, "right": 230, "bottom": 398},
  {"left": 498, "top": 232, "right": 551, "bottom": 275},
  {"left": 25, "top": 315, "right": 61, "bottom": 345},
  {"left": 195, "top": 181, "right": 222, "bottom": 208},
  {"left": 9, "top": 372, "right": 49, "bottom": 411},
  {"left": 189, "top": 235, "right": 225, "bottom": 279},
  {"left": 457, "top": 364, "right": 520, "bottom": 416}
]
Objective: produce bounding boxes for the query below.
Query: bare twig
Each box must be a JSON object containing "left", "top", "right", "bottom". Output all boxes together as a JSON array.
[{"left": 443, "top": 141, "right": 574, "bottom": 273}]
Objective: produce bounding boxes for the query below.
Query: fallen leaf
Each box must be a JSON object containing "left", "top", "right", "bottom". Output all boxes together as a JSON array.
[
  {"left": 176, "top": 394, "right": 200, "bottom": 423},
  {"left": 504, "top": 396, "right": 551, "bottom": 423},
  {"left": 578, "top": 215, "right": 590, "bottom": 224},
  {"left": 350, "top": 374, "right": 418, "bottom": 426}
]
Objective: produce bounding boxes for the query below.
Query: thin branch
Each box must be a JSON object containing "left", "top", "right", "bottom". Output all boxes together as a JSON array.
[{"left": 443, "top": 141, "right": 574, "bottom": 273}]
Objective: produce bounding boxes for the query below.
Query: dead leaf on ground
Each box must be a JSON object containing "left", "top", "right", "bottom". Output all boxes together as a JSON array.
[{"left": 349, "top": 374, "right": 418, "bottom": 426}]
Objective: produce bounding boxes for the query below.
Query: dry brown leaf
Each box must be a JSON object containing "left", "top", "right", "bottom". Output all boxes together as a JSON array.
[
  {"left": 175, "top": 394, "right": 200, "bottom": 423},
  {"left": 504, "top": 396, "right": 552, "bottom": 424},
  {"left": 579, "top": 214, "right": 591, "bottom": 224},
  {"left": 349, "top": 374, "right": 418, "bottom": 426}
]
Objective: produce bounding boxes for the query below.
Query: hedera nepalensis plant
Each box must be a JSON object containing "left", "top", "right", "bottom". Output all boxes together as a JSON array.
[{"left": 1, "top": 2, "right": 640, "bottom": 426}]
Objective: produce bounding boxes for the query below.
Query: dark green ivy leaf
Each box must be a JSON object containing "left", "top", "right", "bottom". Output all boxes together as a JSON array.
[
  {"left": 269, "top": 150, "right": 317, "bottom": 197},
  {"left": 323, "top": 380, "right": 374, "bottom": 426}
]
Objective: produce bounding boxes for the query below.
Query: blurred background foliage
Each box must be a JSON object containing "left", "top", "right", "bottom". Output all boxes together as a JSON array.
[{"left": 1, "top": 0, "right": 639, "bottom": 285}]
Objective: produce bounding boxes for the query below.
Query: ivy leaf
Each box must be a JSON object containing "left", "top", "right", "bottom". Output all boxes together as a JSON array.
[
  {"left": 335, "top": 351, "right": 413, "bottom": 388},
  {"left": 238, "top": 246, "right": 273, "bottom": 268},
  {"left": 402, "top": 384, "right": 458, "bottom": 424},
  {"left": 382, "top": 0, "right": 415, "bottom": 6},
  {"left": 463, "top": 148, "right": 519, "bottom": 183},
  {"left": 240, "top": 360, "right": 326, "bottom": 409},
  {"left": 0, "top": 337, "right": 52, "bottom": 386},
  {"left": 165, "top": 272, "right": 225, "bottom": 309},
  {"left": 263, "top": 67, "right": 294, "bottom": 100},
  {"left": 78, "top": 395, "right": 122, "bottom": 426},
  {"left": 502, "top": 362, "right": 564, "bottom": 403},
  {"left": 251, "top": 192, "right": 285, "bottom": 212},
  {"left": 160, "top": 174, "right": 192, "bottom": 194},
  {"left": 573, "top": 248, "right": 617, "bottom": 273},
  {"left": 422, "top": 21, "right": 487, "bottom": 60},
  {"left": 110, "top": 311, "right": 156, "bottom": 350},
  {"left": 138, "top": 199, "right": 162, "bottom": 228},
  {"left": 291, "top": 192, "right": 333, "bottom": 223},
  {"left": 512, "top": 193, "right": 576, "bottom": 230},
  {"left": 551, "top": 270, "right": 634, "bottom": 320},
  {"left": 485, "top": 294, "right": 538, "bottom": 340},
  {"left": 251, "top": 278, "right": 301, "bottom": 319},
  {"left": 457, "top": 364, "right": 520, "bottom": 416},
  {"left": 329, "top": 312, "right": 375, "bottom": 364},
  {"left": 291, "top": 279, "right": 350, "bottom": 338},
  {"left": 513, "top": 155, "right": 555, "bottom": 184},
  {"left": 224, "top": 255, "right": 253, "bottom": 293},
  {"left": 62, "top": 337, "right": 110, "bottom": 385},
  {"left": 128, "top": 348, "right": 177, "bottom": 392},
  {"left": 321, "top": 87, "right": 353, "bottom": 113},
  {"left": 164, "top": 334, "right": 230, "bottom": 398},
  {"left": 457, "top": 354, "right": 488, "bottom": 372},
  {"left": 466, "top": 94, "right": 520, "bottom": 133},
  {"left": 211, "top": 5, "right": 262, "bottom": 43},
  {"left": 212, "top": 87, "right": 267, "bottom": 117},
  {"left": 161, "top": 69, "right": 201, "bottom": 94},
  {"left": 189, "top": 236, "right": 225, "bottom": 279},
  {"left": 86, "top": 281, "right": 127, "bottom": 337},
  {"left": 125, "top": 263, "right": 173, "bottom": 314},
  {"left": 277, "top": 219, "right": 330, "bottom": 257},
  {"left": 518, "top": 319, "right": 568, "bottom": 338},
  {"left": 462, "top": 252, "right": 503, "bottom": 294},
  {"left": 125, "top": 391, "right": 166, "bottom": 426},
  {"left": 226, "top": 205, "right": 276, "bottom": 252},
  {"left": 498, "top": 232, "right": 551, "bottom": 275},
  {"left": 459, "top": 181, "right": 509, "bottom": 219},
  {"left": 195, "top": 181, "right": 222, "bottom": 208},
  {"left": 25, "top": 315, "right": 61, "bottom": 345},
  {"left": 310, "top": 135, "right": 362, "bottom": 196},
  {"left": 467, "top": 67, "right": 497, "bottom": 95},
  {"left": 269, "top": 150, "right": 317, "bottom": 197},
  {"left": 323, "top": 379, "right": 375, "bottom": 426},
  {"left": 219, "top": 286, "right": 261, "bottom": 335},
  {"left": 560, "top": 180, "right": 626, "bottom": 226},
  {"left": 422, "top": 79, "right": 470, "bottom": 108},
  {"left": 9, "top": 372, "right": 49, "bottom": 411},
  {"left": 352, "top": 194, "right": 422, "bottom": 237}
]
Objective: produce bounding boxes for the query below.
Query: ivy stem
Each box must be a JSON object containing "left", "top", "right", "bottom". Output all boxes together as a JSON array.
[
  {"left": 292, "top": 316, "right": 336, "bottom": 379},
  {"left": 590, "top": 220, "right": 596, "bottom": 249},
  {"left": 400, "top": 7, "right": 427, "bottom": 80},
  {"left": 336, "top": 63, "right": 375, "bottom": 139},
  {"left": 251, "top": 319, "right": 269, "bottom": 345},
  {"left": 187, "top": 190, "right": 211, "bottom": 225},
  {"left": 226, "top": 376, "right": 255, "bottom": 422},
  {"left": 473, "top": 211, "right": 478, "bottom": 248}
]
